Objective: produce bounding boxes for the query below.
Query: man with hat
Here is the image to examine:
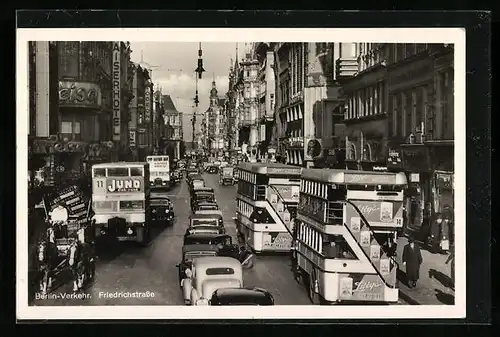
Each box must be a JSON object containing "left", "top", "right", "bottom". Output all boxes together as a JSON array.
[{"left": 402, "top": 237, "right": 423, "bottom": 288}]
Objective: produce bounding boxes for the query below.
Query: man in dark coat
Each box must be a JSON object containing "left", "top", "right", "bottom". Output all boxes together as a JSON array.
[{"left": 402, "top": 237, "right": 423, "bottom": 288}]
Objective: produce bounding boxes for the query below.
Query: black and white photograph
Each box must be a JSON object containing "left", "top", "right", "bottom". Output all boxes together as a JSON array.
[{"left": 16, "top": 27, "right": 465, "bottom": 320}]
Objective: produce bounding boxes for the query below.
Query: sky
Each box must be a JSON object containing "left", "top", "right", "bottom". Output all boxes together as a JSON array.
[{"left": 130, "top": 42, "right": 249, "bottom": 142}]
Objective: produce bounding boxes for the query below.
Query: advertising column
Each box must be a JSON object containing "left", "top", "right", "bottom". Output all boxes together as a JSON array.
[{"left": 112, "top": 42, "right": 121, "bottom": 144}]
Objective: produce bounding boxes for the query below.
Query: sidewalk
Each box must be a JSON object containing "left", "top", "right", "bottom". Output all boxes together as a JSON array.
[{"left": 396, "top": 236, "right": 455, "bottom": 305}]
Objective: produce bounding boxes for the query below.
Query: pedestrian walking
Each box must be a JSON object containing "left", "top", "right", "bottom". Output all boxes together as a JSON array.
[
  {"left": 402, "top": 237, "right": 423, "bottom": 288},
  {"left": 420, "top": 202, "right": 433, "bottom": 244},
  {"left": 429, "top": 213, "right": 443, "bottom": 253},
  {"left": 440, "top": 216, "right": 451, "bottom": 253}
]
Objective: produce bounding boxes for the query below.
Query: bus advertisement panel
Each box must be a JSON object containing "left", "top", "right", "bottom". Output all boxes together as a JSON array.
[{"left": 147, "top": 155, "right": 170, "bottom": 187}]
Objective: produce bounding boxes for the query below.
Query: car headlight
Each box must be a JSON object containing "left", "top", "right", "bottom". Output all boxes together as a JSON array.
[
  {"left": 152, "top": 209, "right": 157, "bottom": 213},
  {"left": 196, "top": 298, "right": 209, "bottom": 306}
]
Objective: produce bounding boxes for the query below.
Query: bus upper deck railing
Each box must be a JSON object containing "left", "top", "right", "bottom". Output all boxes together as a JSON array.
[{"left": 326, "top": 201, "right": 344, "bottom": 225}]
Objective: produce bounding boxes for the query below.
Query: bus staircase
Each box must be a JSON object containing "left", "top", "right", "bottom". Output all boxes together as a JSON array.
[
  {"left": 266, "top": 185, "right": 295, "bottom": 238},
  {"left": 326, "top": 200, "right": 399, "bottom": 290}
]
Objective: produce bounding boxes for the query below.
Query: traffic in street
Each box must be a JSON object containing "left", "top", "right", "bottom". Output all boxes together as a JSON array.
[{"left": 31, "top": 172, "right": 311, "bottom": 306}]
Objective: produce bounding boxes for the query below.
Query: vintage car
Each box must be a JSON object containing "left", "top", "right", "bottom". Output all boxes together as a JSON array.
[
  {"left": 150, "top": 194, "right": 174, "bottom": 225},
  {"left": 188, "top": 174, "right": 205, "bottom": 190},
  {"left": 206, "top": 163, "right": 218, "bottom": 174},
  {"left": 180, "top": 256, "right": 243, "bottom": 305},
  {"left": 219, "top": 166, "right": 236, "bottom": 186},
  {"left": 183, "top": 233, "right": 238, "bottom": 253},
  {"left": 186, "top": 168, "right": 200, "bottom": 181},
  {"left": 210, "top": 287, "right": 275, "bottom": 306},
  {"left": 176, "top": 244, "right": 219, "bottom": 286},
  {"left": 190, "top": 192, "right": 216, "bottom": 210},
  {"left": 170, "top": 170, "right": 181, "bottom": 185},
  {"left": 190, "top": 212, "right": 224, "bottom": 228}
]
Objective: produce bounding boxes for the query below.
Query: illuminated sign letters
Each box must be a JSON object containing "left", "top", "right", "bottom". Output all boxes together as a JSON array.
[
  {"left": 58, "top": 81, "right": 102, "bottom": 108},
  {"left": 112, "top": 42, "right": 121, "bottom": 141}
]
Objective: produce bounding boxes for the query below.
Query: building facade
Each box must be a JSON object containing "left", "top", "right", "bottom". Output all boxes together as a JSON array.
[
  {"left": 254, "top": 42, "right": 277, "bottom": 162},
  {"left": 340, "top": 43, "right": 390, "bottom": 171},
  {"left": 386, "top": 43, "right": 455, "bottom": 235},
  {"left": 161, "top": 95, "right": 183, "bottom": 160},
  {"left": 28, "top": 41, "right": 134, "bottom": 191},
  {"left": 273, "top": 43, "right": 347, "bottom": 167},
  {"left": 129, "top": 63, "right": 154, "bottom": 161}
]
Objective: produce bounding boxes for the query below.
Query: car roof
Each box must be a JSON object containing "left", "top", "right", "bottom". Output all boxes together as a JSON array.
[
  {"left": 182, "top": 244, "right": 218, "bottom": 253},
  {"left": 212, "top": 287, "right": 274, "bottom": 302},
  {"left": 192, "top": 256, "right": 241, "bottom": 268}
]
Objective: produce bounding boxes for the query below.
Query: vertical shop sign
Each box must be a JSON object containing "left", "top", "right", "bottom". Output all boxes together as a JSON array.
[
  {"left": 112, "top": 42, "right": 121, "bottom": 141},
  {"left": 145, "top": 86, "right": 151, "bottom": 123}
]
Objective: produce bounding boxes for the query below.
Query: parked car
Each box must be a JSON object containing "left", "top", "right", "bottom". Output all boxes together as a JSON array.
[
  {"left": 180, "top": 256, "right": 243, "bottom": 305},
  {"left": 210, "top": 287, "right": 275, "bottom": 306},
  {"left": 150, "top": 194, "right": 174, "bottom": 226}
]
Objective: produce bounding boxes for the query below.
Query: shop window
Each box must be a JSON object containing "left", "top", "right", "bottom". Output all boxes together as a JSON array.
[{"left": 321, "top": 234, "right": 357, "bottom": 259}]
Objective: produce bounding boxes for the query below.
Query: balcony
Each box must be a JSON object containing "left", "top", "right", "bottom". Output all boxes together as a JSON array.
[{"left": 335, "top": 57, "right": 359, "bottom": 79}]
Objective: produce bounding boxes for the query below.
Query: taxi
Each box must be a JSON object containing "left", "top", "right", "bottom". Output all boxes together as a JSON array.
[{"left": 181, "top": 256, "right": 243, "bottom": 305}]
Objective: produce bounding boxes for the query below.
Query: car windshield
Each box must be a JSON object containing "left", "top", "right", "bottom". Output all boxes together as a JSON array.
[
  {"left": 151, "top": 199, "right": 170, "bottom": 206},
  {"left": 184, "top": 251, "right": 217, "bottom": 262}
]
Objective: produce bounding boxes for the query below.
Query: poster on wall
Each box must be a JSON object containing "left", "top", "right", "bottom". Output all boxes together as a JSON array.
[{"left": 112, "top": 42, "right": 121, "bottom": 142}]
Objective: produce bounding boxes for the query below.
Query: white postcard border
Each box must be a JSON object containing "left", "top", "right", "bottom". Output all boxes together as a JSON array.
[{"left": 16, "top": 27, "right": 466, "bottom": 320}]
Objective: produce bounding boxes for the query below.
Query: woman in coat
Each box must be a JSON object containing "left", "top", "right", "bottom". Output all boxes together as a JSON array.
[{"left": 402, "top": 237, "right": 423, "bottom": 288}]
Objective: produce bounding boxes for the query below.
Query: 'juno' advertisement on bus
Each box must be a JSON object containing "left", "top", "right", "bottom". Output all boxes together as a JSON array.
[{"left": 94, "top": 177, "right": 144, "bottom": 193}]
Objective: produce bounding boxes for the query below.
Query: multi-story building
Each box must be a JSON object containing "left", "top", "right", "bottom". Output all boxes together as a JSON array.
[
  {"left": 226, "top": 57, "right": 242, "bottom": 155},
  {"left": 161, "top": 95, "right": 183, "bottom": 160},
  {"left": 129, "top": 63, "right": 154, "bottom": 161},
  {"left": 239, "top": 51, "right": 260, "bottom": 162},
  {"left": 387, "top": 43, "right": 454, "bottom": 234},
  {"left": 28, "top": 41, "right": 134, "bottom": 190},
  {"left": 339, "top": 43, "right": 454, "bottom": 235},
  {"left": 273, "top": 43, "right": 347, "bottom": 167},
  {"left": 253, "top": 42, "right": 276, "bottom": 162},
  {"left": 338, "top": 43, "right": 390, "bottom": 171}
]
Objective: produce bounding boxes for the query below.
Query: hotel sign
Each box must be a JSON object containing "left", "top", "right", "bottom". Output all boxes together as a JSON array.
[
  {"left": 58, "top": 81, "right": 102, "bottom": 109},
  {"left": 112, "top": 42, "right": 121, "bottom": 142}
]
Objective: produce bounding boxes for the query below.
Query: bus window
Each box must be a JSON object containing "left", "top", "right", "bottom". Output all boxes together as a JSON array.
[
  {"left": 130, "top": 167, "right": 143, "bottom": 176},
  {"left": 93, "top": 168, "right": 106, "bottom": 177},
  {"left": 250, "top": 207, "right": 275, "bottom": 224},
  {"left": 108, "top": 168, "right": 128, "bottom": 177},
  {"left": 322, "top": 235, "right": 357, "bottom": 259}
]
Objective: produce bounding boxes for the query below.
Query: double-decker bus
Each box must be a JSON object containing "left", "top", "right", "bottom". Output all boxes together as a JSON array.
[
  {"left": 91, "top": 162, "right": 151, "bottom": 244},
  {"left": 294, "top": 169, "right": 407, "bottom": 305},
  {"left": 234, "top": 163, "right": 301, "bottom": 253},
  {"left": 146, "top": 155, "right": 170, "bottom": 189}
]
